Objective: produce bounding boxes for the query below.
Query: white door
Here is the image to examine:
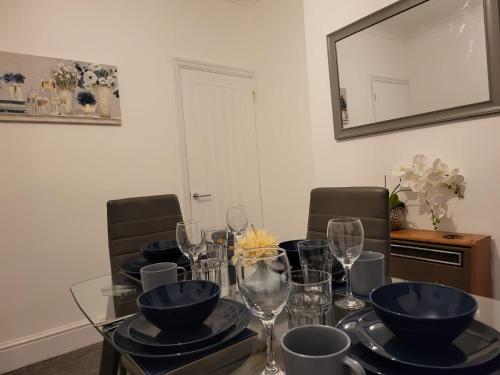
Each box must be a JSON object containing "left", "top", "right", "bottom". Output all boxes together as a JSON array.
[
  {"left": 180, "top": 68, "right": 263, "bottom": 228},
  {"left": 371, "top": 78, "right": 409, "bottom": 122}
]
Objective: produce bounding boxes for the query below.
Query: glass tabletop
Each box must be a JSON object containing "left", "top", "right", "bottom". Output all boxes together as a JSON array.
[
  {"left": 70, "top": 273, "right": 142, "bottom": 330},
  {"left": 71, "top": 273, "right": 500, "bottom": 374}
]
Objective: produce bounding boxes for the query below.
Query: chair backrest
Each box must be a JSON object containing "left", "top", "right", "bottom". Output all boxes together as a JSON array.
[
  {"left": 107, "top": 194, "right": 183, "bottom": 273},
  {"left": 307, "top": 187, "right": 390, "bottom": 274}
]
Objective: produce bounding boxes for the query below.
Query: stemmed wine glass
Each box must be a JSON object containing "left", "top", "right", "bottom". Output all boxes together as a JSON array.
[
  {"left": 327, "top": 217, "right": 365, "bottom": 310},
  {"left": 176, "top": 219, "right": 205, "bottom": 278},
  {"left": 236, "top": 249, "right": 291, "bottom": 375},
  {"left": 226, "top": 206, "right": 249, "bottom": 238}
]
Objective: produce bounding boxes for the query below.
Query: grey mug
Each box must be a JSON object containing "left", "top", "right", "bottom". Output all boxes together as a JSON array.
[
  {"left": 140, "top": 262, "right": 187, "bottom": 292},
  {"left": 281, "top": 325, "right": 366, "bottom": 375},
  {"left": 351, "top": 251, "right": 385, "bottom": 296}
]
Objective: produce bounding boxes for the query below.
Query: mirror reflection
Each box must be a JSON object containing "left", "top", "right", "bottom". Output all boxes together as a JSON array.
[{"left": 336, "top": 0, "right": 489, "bottom": 128}]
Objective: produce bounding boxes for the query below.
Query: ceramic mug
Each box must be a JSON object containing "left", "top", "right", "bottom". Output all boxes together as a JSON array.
[
  {"left": 351, "top": 251, "right": 385, "bottom": 296},
  {"left": 281, "top": 325, "right": 366, "bottom": 375},
  {"left": 140, "top": 262, "right": 187, "bottom": 292}
]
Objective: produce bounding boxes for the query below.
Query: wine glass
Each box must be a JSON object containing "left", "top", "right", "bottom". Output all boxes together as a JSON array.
[
  {"left": 236, "top": 249, "right": 291, "bottom": 375},
  {"left": 226, "top": 206, "right": 249, "bottom": 237},
  {"left": 176, "top": 219, "right": 205, "bottom": 277},
  {"left": 327, "top": 217, "right": 365, "bottom": 310}
]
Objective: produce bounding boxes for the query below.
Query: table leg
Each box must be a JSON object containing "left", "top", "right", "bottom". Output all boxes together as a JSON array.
[{"left": 99, "top": 338, "right": 120, "bottom": 375}]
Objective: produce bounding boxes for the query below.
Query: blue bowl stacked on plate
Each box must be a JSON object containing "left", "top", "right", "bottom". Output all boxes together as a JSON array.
[
  {"left": 119, "top": 240, "right": 190, "bottom": 280},
  {"left": 335, "top": 282, "right": 500, "bottom": 373},
  {"left": 137, "top": 280, "right": 221, "bottom": 330},
  {"left": 111, "top": 280, "right": 252, "bottom": 359},
  {"left": 279, "top": 239, "right": 344, "bottom": 280},
  {"left": 370, "top": 282, "right": 478, "bottom": 344},
  {"left": 140, "top": 240, "right": 182, "bottom": 263},
  {"left": 278, "top": 240, "right": 304, "bottom": 270}
]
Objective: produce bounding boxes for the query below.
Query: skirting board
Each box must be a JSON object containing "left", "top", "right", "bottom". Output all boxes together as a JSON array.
[{"left": 0, "top": 320, "right": 102, "bottom": 374}]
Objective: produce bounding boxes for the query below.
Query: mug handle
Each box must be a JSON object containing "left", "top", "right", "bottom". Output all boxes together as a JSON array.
[
  {"left": 177, "top": 266, "right": 187, "bottom": 281},
  {"left": 343, "top": 356, "right": 366, "bottom": 375}
]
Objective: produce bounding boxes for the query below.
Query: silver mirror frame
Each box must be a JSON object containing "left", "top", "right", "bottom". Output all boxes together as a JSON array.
[{"left": 327, "top": 0, "right": 500, "bottom": 140}]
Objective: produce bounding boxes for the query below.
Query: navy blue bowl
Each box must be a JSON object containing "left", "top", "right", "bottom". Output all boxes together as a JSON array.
[
  {"left": 370, "top": 282, "right": 477, "bottom": 344},
  {"left": 137, "top": 281, "right": 220, "bottom": 330},
  {"left": 279, "top": 240, "right": 305, "bottom": 270},
  {"left": 140, "top": 240, "right": 182, "bottom": 263}
]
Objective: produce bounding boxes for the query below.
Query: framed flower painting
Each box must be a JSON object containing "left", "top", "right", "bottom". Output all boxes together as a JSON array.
[{"left": 0, "top": 50, "right": 121, "bottom": 125}]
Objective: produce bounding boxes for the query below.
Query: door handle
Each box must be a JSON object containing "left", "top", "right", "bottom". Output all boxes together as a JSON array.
[{"left": 192, "top": 193, "right": 212, "bottom": 199}]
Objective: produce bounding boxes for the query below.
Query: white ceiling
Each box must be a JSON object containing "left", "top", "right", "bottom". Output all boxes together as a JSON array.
[{"left": 226, "top": 0, "right": 260, "bottom": 7}]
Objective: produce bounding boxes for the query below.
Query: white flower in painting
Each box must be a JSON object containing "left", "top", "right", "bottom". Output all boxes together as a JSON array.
[
  {"left": 90, "top": 64, "right": 102, "bottom": 71},
  {"left": 83, "top": 71, "right": 97, "bottom": 86},
  {"left": 105, "top": 76, "right": 114, "bottom": 86},
  {"left": 98, "top": 77, "right": 107, "bottom": 85}
]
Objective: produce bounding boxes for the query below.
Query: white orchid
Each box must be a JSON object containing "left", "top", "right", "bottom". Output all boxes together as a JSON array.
[
  {"left": 392, "top": 154, "right": 465, "bottom": 229},
  {"left": 392, "top": 162, "right": 411, "bottom": 177}
]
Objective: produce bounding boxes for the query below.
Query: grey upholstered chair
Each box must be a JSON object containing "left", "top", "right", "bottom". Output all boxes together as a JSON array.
[
  {"left": 306, "top": 187, "right": 390, "bottom": 274},
  {"left": 103, "top": 194, "right": 183, "bottom": 375},
  {"left": 107, "top": 194, "right": 183, "bottom": 273}
]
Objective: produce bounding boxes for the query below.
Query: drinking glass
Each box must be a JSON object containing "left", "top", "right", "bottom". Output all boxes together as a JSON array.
[
  {"left": 195, "top": 243, "right": 223, "bottom": 285},
  {"left": 236, "top": 249, "right": 291, "bottom": 375},
  {"left": 297, "top": 239, "right": 335, "bottom": 276},
  {"left": 226, "top": 206, "right": 249, "bottom": 237},
  {"left": 204, "top": 226, "right": 230, "bottom": 295},
  {"left": 176, "top": 219, "right": 205, "bottom": 278},
  {"left": 286, "top": 270, "right": 332, "bottom": 328},
  {"left": 204, "top": 226, "right": 228, "bottom": 245},
  {"left": 327, "top": 217, "right": 365, "bottom": 310}
]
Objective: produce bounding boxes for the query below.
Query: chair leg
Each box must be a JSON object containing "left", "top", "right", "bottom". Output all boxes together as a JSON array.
[
  {"left": 118, "top": 364, "right": 127, "bottom": 375},
  {"left": 99, "top": 339, "right": 121, "bottom": 375}
]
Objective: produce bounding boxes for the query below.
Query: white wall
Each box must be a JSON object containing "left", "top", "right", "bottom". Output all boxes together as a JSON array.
[
  {"left": 0, "top": 0, "right": 254, "bottom": 370},
  {"left": 337, "top": 30, "right": 407, "bottom": 127},
  {"left": 303, "top": 0, "right": 500, "bottom": 297},
  {"left": 249, "top": 0, "right": 313, "bottom": 241}
]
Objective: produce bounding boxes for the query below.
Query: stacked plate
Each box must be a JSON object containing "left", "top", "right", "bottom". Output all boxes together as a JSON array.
[
  {"left": 337, "top": 309, "right": 500, "bottom": 374},
  {"left": 112, "top": 298, "right": 251, "bottom": 358},
  {"left": 120, "top": 255, "right": 189, "bottom": 281},
  {"left": 337, "top": 282, "right": 500, "bottom": 374}
]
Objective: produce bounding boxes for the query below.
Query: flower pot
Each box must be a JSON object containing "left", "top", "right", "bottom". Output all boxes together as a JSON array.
[
  {"left": 93, "top": 85, "right": 112, "bottom": 117},
  {"left": 15, "top": 86, "right": 24, "bottom": 102},
  {"left": 82, "top": 104, "right": 96, "bottom": 115},
  {"left": 9, "top": 85, "right": 17, "bottom": 101},
  {"left": 389, "top": 207, "right": 407, "bottom": 231},
  {"left": 58, "top": 89, "right": 74, "bottom": 114}
]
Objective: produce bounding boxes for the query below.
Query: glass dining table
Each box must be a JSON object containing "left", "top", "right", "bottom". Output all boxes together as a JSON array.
[{"left": 71, "top": 273, "right": 500, "bottom": 375}]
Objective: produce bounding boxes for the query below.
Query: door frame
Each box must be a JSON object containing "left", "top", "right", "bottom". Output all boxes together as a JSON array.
[
  {"left": 172, "top": 57, "right": 257, "bottom": 219},
  {"left": 370, "top": 75, "right": 409, "bottom": 122}
]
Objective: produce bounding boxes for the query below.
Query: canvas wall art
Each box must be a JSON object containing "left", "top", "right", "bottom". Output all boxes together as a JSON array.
[{"left": 0, "top": 51, "right": 121, "bottom": 125}]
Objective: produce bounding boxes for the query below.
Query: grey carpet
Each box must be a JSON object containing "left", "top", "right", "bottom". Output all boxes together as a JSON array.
[{"left": 6, "top": 342, "right": 102, "bottom": 375}]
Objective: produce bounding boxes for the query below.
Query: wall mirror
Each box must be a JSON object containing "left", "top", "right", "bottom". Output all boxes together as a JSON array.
[{"left": 327, "top": 0, "right": 500, "bottom": 139}]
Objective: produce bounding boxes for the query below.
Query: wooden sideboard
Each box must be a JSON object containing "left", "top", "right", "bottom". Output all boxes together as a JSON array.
[{"left": 390, "top": 229, "right": 492, "bottom": 297}]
